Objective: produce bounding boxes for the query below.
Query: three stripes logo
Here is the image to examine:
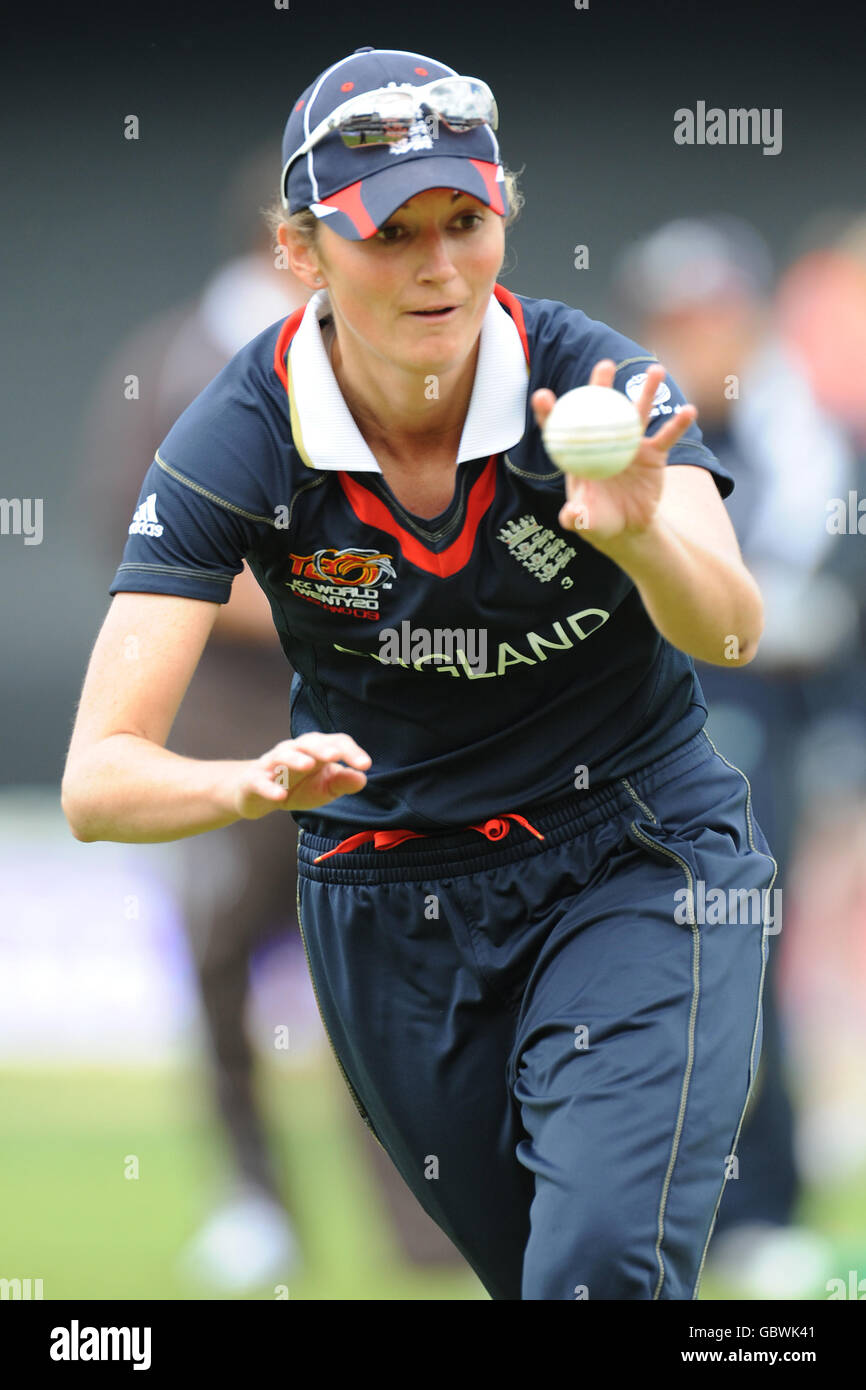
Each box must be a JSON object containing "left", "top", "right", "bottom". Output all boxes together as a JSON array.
[{"left": 128, "top": 492, "right": 163, "bottom": 538}]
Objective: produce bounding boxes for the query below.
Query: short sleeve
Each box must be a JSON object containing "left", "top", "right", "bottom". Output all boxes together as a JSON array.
[
  {"left": 107, "top": 325, "right": 290, "bottom": 603},
  {"left": 543, "top": 303, "right": 734, "bottom": 500},
  {"left": 109, "top": 453, "right": 248, "bottom": 603},
  {"left": 614, "top": 358, "right": 734, "bottom": 499}
]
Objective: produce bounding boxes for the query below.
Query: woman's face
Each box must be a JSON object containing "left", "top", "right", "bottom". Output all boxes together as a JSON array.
[{"left": 311, "top": 187, "right": 506, "bottom": 376}]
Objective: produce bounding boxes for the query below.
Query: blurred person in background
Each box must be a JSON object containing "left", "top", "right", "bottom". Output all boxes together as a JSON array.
[
  {"left": 775, "top": 210, "right": 866, "bottom": 667},
  {"left": 613, "top": 215, "right": 861, "bottom": 1298},
  {"left": 774, "top": 213, "right": 866, "bottom": 1188},
  {"left": 777, "top": 212, "right": 866, "bottom": 454},
  {"left": 81, "top": 146, "right": 463, "bottom": 1290}
]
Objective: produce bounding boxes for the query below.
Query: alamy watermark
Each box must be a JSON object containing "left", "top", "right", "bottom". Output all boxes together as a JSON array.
[
  {"left": 0, "top": 497, "right": 43, "bottom": 545},
  {"left": 49, "top": 1320, "right": 151, "bottom": 1370},
  {"left": 826, "top": 492, "right": 866, "bottom": 534},
  {"left": 674, "top": 102, "right": 782, "bottom": 156},
  {"left": 1, "top": 1277, "right": 43, "bottom": 1299},
  {"left": 378, "top": 622, "right": 488, "bottom": 674},
  {"left": 826, "top": 1270, "right": 866, "bottom": 1299},
  {"left": 674, "top": 880, "right": 782, "bottom": 933}
]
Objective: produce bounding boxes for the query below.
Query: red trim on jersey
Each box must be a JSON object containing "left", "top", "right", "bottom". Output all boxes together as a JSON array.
[
  {"left": 492, "top": 283, "right": 529, "bottom": 365},
  {"left": 273, "top": 307, "right": 305, "bottom": 389},
  {"left": 337, "top": 455, "right": 498, "bottom": 577},
  {"left": 274, "top": 283, "right": 530, "bottom": 387}
]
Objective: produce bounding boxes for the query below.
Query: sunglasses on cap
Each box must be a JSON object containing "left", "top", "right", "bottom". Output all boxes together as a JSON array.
[{"left": 281, "top": 75, "right": 498, "bottom": 203}]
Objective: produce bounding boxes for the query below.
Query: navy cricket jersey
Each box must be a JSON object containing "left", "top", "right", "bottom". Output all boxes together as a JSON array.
[{"left": 109, "top": 284, "right": 734, "bottom": 835}]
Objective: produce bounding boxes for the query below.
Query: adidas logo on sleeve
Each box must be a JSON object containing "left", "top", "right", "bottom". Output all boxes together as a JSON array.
[{"left": 128, "top": 492, "right": 163, "bottom": 538}]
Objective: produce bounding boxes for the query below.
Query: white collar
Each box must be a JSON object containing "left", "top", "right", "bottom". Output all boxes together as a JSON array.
[{"left": 286, "top": 287, "right": 529, "bottom": 471}]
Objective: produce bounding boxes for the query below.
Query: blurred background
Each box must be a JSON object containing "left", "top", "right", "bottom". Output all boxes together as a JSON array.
[{"left": 2, "top": 0, "right": 865, "bottom": 1300}]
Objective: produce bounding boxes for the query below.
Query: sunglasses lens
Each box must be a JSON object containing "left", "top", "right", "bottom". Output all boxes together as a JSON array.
[
  {"left": 293, "top": 76, "right": 499, "bottom": 167},
  {"left": 338, "top": 90, "right": 415, "bottom": 146},
  {"left": 425, "top": 78, "right": 497, "bottom": 131}
]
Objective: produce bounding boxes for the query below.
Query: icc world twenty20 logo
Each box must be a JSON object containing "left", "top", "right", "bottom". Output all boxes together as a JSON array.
[{"left": 288, "top": 548, "right": 396, "bottom": 588}]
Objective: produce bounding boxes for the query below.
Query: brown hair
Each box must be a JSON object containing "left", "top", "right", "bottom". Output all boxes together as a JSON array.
[{"left": 261, "top": 164, "right": 525, "bottom": 262}]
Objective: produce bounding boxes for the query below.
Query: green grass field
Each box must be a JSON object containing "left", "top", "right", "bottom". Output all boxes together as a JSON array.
[{"left": 2, "top": 1060, "right": 864, "bottom": 1300}]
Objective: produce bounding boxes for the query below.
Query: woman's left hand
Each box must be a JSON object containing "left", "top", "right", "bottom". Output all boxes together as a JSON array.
[{"left": 531, "top": 359, "right": 699, "bottom": 548}]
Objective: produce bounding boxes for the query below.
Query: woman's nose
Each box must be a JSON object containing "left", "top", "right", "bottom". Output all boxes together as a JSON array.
[{"left": 416, "top": 229, "right": 458, "bottom": 278}]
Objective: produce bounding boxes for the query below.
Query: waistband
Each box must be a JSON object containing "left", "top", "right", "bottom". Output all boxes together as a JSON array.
[{"left": 296, "top": 728, "right": 716, "bottom": 884}]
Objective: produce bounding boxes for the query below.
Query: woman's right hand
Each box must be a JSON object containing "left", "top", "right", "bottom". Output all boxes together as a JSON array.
[
  {"left": 63, "top": 595, "right": 373, "bottom": 843},
  {"left": 229, "top": 732, "right": 373, "bottom": 818}
]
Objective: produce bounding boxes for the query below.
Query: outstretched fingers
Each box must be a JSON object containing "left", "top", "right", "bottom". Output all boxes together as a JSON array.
[
  {"left": 648, "top": 402, "right": 698, "bottom": 452},
  {"left": 588, "top": 358, "right": 617, "bottom": 389}
]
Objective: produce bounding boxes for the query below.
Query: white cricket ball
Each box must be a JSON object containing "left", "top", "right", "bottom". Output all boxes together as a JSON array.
[{"left": 542, "top": 384, "right": 643, "bottom": 479}]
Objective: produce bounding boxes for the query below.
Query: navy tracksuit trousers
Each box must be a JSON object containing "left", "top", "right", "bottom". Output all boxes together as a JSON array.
[{"left": 296, "top": 728, "right": 777, "bottom": 1300}]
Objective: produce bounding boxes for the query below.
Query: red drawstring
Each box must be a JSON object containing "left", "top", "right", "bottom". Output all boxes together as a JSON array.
[
  {"left": 313, "top": 813, "right": 545, "bottom": 864},
  {"left": 312, "top": 829, "right": 425, "bottom": 862},
  {"left": 468, "top": 813, "right": 545, "bottom": 843}
]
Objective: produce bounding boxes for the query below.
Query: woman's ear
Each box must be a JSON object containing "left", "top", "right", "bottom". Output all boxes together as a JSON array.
[{"left": 276, "top": 224, "right": 325, "bottom": 290}]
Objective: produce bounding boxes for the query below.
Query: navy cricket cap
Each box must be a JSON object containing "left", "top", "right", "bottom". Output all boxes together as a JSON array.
[{"left": 281, "top": 46, "right": 509, "bottom": 240}]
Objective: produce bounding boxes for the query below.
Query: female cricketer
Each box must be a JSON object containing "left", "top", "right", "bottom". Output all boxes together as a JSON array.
[{"left": 62, "top": 46, "right": 777, "bottom": 1300}]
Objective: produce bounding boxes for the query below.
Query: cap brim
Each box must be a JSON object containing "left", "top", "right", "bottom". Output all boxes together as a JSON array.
[{"left": 307, "top": 156, "right": 507, "bottom": 240}]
